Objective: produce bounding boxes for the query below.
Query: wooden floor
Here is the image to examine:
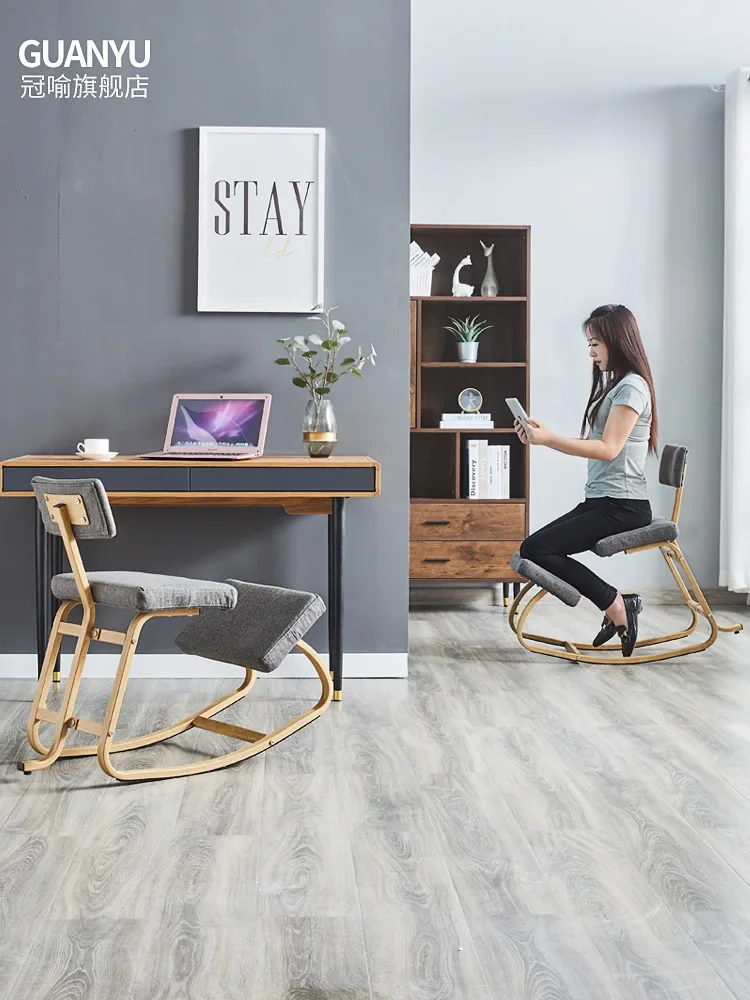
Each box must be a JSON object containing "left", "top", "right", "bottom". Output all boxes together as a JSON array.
[{"left": 2, "top": 598, "right": 750, "bottom": 999}]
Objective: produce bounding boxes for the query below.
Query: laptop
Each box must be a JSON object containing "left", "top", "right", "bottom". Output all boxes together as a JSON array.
[{"left": 140, "top": 393, "right": 272, "bottom": 460}]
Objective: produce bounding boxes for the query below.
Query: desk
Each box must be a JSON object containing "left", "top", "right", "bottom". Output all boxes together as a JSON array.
[{"left": 0, "top": 454, "right": 381, "bottom": 700}]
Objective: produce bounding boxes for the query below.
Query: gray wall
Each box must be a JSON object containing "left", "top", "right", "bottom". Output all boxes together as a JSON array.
[
  {"left": 412, "top": 89, "right": 725, "bottom": 590},
  {"left": 0, "top": 1, "right": 410, "bottom": 654}
]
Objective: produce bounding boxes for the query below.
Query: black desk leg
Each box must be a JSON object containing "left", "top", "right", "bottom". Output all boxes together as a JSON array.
[
  {"left": 328, "top": 498, "right": 345, "bottom": 702},
  {"left": 34, "top": 509, "right": 62, "bottom": 681}
]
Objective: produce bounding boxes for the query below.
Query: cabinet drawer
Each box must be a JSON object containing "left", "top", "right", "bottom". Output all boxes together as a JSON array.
[
  {"left": 410, "top": 503, "right": 525, "bottom": 541},
  {"left": 410, "top": 541, "right": 522, "bottom": 580}
]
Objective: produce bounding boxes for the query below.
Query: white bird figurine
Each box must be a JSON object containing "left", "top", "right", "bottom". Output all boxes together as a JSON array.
[{"left": 452, "top": 255, "right": 474, "bottom": 297}]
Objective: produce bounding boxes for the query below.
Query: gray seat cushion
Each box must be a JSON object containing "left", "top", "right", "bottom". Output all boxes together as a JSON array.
[
  {"left": 52, "top": 571, "right": 238, "bottom": 612},
  {"left": 593, "top": 518, "right": 678, "bottom": 557},
  {"left": 510, "top": 552, "right": 581, "bottom": 607},
  {"left": 175, "top": 579, "right": 325, "bottom": 673}
]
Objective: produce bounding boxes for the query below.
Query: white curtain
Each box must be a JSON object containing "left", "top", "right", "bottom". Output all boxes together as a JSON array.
[{"left": 720, "top": 69, "right": 750, "bottom": 596}]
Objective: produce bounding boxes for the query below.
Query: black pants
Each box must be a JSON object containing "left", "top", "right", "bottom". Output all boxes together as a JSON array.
[{"left": 519, "top": 497, "right": 652, "bottom": 611}]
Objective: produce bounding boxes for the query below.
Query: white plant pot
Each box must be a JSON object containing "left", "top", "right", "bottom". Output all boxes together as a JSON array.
[{"left": 457, "top": 342, "right": 479, "bottom": 363}]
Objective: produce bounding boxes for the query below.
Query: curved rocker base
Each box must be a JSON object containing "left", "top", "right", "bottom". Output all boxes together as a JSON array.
[
  {"left": 21, "top": 601, "right": 332, "bottom": 782},
  {"left": 508, "top": 542, "right": 743, "bottom": 666}
]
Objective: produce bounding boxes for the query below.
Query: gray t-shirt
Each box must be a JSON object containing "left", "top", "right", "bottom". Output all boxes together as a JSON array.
[{"left": 585, "top": 372, "right": 652, "bottom": 500}]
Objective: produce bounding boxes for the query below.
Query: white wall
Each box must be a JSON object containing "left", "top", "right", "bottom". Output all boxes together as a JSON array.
[{"left": 411, "top": 88, "right": 725, "bottom": 589}]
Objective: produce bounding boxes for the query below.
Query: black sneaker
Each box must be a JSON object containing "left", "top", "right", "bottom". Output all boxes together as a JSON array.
[
  {"left": 616, "top": 594, "right": 643, "bottom": 657},
  {"left": 592, "top": 594, "right": 642, "bottom": 647}
]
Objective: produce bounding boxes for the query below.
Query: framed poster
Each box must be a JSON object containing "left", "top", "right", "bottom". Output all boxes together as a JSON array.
[{"left": 197, "top": 126, "right": 325, "bottom": 312}]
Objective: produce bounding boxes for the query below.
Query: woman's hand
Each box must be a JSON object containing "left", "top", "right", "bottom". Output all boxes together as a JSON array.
[{"left": 514, "top": 417, "right": 555, "bottom": 447}]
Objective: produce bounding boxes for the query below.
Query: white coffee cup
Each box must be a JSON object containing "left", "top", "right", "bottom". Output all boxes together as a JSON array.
[{"left": 77, "top": 438, "right": 110, "bottom": 455}]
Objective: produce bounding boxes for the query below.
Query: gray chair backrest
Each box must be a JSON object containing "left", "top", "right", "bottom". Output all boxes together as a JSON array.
[
  {"left": 175, "top": 579, "right": 325, "bottom": 673},
  {"left": 658, "top": 445, "right": 688, "bottom": 489},
  {"left": 31, "top": 477, "right": 117, "bottom": 540}
]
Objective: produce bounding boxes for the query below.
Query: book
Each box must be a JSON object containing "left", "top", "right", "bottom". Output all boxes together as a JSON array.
[
  {"left": 487, "top": 447, "right": 497, "bottom": 498},
  {"left": 440, "top": 420, "right": 494, "bottom": 428},
  {"left": 465, "top": 440, "right": 510, "bottom": 498},
  {"left": 485, "top": 444, "right": 510, "bottom": 498},
  {"left": 467, "top": 440, "right": 479, "bottom": 498},
  {"left": 409, "top": 242, "right": 440, "bottom": 295},
  {"left": 477, "top": 439, "right": 489, "bottom": 498},
  {"left": 441, "top": 412, "right": 492, "bottom": 421}
]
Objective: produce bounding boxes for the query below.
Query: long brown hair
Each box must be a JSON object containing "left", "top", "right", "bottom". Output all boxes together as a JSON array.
[{"left": 580, "top": 304, "right": 658, "bottom": 454}]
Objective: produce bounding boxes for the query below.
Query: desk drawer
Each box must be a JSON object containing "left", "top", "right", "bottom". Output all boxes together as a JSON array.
[
  {"left": 190, "top": 465, "right": 376, "bottom": 493},
  {"left": 411, "top": 503, "right": 525, "bottom": 540},
  {"left": 2, "top": 466, "right": 190, "bottom": 493},
  {"left": 410, "top": 540, "right": 522, "bottom": 580}
]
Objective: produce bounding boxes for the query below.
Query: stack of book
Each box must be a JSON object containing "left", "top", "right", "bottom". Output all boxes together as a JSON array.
[
  {"left": 465, "top": 440, "right": 511, "bottom": 499},
  {"left": 440, "top": 411, "right": 494, "bottom": 429},
  {"left": 409, "top": 241, "right": 440, "bottom": 295}
]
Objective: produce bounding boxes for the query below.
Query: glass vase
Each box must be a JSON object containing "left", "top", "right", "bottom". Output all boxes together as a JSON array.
[{"left": 303, "top": 398, "right": 337, "bottom": 458}]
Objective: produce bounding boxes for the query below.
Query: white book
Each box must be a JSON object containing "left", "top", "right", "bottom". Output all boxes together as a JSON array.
[
  {"left": 487, "top": 446, "right": 497, "bottom": 499},
  {"left": 440, "top": 420, "right": 494, "bottom": 428},
  {"left": 467, "top": 440, "right": 479, "bottom": 499},
  {"left": 441, "top": 412, "right": 492, "bottom": 421},
  {"left": 487, "top": 445, "right": 501, "bottom": 499},
  {"left": 477, "top": 440, "right": 489, "bottom": 499},
  {"left": 410, "top": 250, "right": 430, "bottom": 269},
  {"left": 501, "top": 445, "right": 510, "bottom": 499},
  {"left": 409, "top": 241, "right": 424, "bottom": 263}
]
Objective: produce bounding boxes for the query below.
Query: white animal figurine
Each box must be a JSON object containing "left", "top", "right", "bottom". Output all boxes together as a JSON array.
[{"left": 452, "top": 255, "right": 474, "bottom": 297}]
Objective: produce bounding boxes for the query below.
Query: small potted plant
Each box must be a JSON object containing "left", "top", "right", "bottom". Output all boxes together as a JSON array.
[
  {"left": 275, "top": 305, "right": 377, "bottom": 457},
  {"left": 444, "top": 315, "right": 492, "bottom": 363}
]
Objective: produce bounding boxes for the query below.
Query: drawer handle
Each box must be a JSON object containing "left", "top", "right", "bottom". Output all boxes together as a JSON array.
[
  {"left": 424, "top": 519, "right": 451, "bottom": 526},
  {"left": 424, "top": 557, "right": 450, "bottom": 563}
]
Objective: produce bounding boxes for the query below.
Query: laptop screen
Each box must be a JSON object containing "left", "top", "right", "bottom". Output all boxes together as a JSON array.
[{"left": 170, "top": 397, "right": 266, "bottom": 449}]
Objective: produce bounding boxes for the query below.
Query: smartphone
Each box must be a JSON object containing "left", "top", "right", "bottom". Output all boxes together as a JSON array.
[{"left": 505, "top": 397, "right": 531, "bottom": 431}]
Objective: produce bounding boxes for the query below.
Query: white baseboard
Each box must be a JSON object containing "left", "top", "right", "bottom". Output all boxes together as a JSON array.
[{"left": 0, "top": 651, "right": 409, "bottom": 680}]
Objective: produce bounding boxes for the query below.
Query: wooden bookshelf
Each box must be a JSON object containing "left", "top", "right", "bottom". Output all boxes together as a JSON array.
[{"left": 410, "top": 224, "right": 530, "bottom": 595}]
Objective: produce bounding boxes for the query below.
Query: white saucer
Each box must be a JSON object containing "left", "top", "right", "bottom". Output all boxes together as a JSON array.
[{"left": 76, "top": 452, "right": 119, "bottom": 461}]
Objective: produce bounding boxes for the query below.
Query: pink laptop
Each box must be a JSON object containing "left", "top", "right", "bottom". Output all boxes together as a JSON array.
[{"left": 140, "top": 393, "right": 272, "bottom": 460}]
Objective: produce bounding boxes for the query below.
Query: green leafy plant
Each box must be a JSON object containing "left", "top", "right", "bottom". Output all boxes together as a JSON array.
[
  {"left": 275, "top": 304, "right": 377, "bottom": 415},
  {"left": 444, "top": 315, "right": 493, "bottom": 342}
]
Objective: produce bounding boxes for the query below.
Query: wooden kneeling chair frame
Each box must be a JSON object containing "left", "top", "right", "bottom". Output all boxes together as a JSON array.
[
  {"left": 508, "top": 457, "right": 743, "bottom": 665},
  {"left": 21, "top": 493, "right": 332, "bottom": 782}
]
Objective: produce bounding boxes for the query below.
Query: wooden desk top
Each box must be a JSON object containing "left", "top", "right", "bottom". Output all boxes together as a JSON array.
[
  {"left": 0, "top": 454, "right": 381, "bottom": 512},
  {"left": 1, "top": 454, "right": 379, "bottom": 469}
]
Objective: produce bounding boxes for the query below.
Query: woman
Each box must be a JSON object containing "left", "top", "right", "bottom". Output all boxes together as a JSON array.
[{"left": 515, "top": 304, "right": 657, "bottom": 656}]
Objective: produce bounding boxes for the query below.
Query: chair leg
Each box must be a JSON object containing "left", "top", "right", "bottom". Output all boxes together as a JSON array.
[
  {"left": 21, "top": 605, "right": 93, "bottom": 773},
  {"left": 25, "top": 600, "right": 79, "bottom": 757},
  {"left": 510, "top": 542, "right": 742, "bottom": 665},
  {"left": 669, "top": 542, "right": 743, "bottom": 636},
  {"left": 96, "top": 627, "right": 333, "bottom": 782},
  {"left": 21, "top": 603, "right": 334, "bottom": 783}
]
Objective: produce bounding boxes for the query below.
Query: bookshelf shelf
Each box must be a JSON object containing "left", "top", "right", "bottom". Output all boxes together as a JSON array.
[
  {"left": 409, "top": 224, "right": 530, "bottom": 592},
  {"left": 411, "top": 497, "right": 526, "bottom": 504},
  {"left": 421, "top": 362, "right": 526, "bottom": 368},
  {"left": 411, "top": 427, "right": 517, "bottom": 434},
  {"left": 411, "top": 295, "right": 527, "bottom": 303}
]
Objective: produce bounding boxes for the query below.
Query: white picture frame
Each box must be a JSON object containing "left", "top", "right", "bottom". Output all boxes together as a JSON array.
[{"left": 197, "top": 126, "right": 325, "bottom": 313}]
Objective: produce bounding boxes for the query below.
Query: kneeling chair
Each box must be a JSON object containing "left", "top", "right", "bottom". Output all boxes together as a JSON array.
[
  {"left": 509, "top": 445, "right": 743, "bottom": 664},
  {"left": 20, "top": 476, "right": 332, "bottom": 781}
]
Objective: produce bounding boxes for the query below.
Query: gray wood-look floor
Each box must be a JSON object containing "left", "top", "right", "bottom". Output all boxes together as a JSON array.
[{"left": 2, "top": 598, "right": 750, "bottom": 999}]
